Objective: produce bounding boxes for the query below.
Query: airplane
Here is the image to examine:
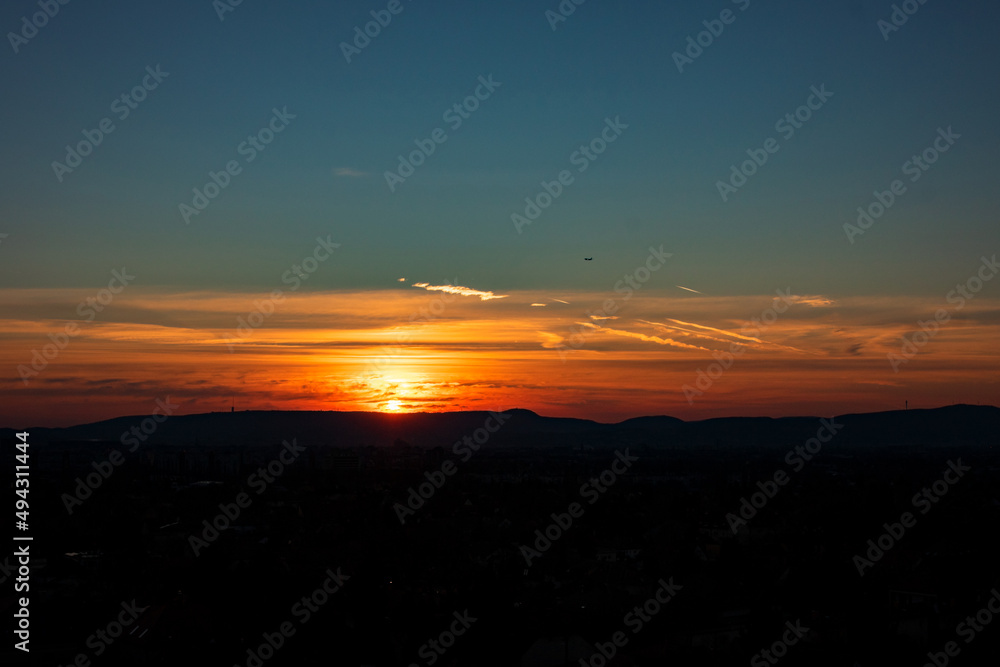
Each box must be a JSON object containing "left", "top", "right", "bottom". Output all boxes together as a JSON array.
[{"left": 584, "top": 257, "right": 592, "bottom": 261}]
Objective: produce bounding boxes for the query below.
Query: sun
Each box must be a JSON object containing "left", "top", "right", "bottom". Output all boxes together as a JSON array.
[{"left": 384, "top": 399, "right": 403, "bottom": 413}]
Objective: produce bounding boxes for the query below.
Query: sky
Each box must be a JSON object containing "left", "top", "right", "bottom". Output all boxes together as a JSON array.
[{"left": 2, "top": 0, "right": 999, "bottom": 426}]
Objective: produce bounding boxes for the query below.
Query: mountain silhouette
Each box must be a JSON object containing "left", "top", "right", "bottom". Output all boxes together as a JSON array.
[{"left": 3, "top": 404, "right": 997, "bottom": 451}]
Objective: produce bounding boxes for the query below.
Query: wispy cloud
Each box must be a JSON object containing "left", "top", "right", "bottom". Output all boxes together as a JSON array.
[
  {"left": 638, "top": 319, "right": 739, "bottom": 346},
  {"left": 789, "top": 295, "right": 835, "bottom": 307},
  {"left": 412, "top": 283, "right": 508, "bottom": 301},
  {"left": 578, "top": 322, "right": 710, "bottom": 351},
  {"left": 639, "top": 318, "right": 810, "bottom": 354},
  {"left": 530, "top": 303, "right": 547, "bottom": 307},
  {"left": 661, "top": 318, "right": 762, "bottom": 343}
]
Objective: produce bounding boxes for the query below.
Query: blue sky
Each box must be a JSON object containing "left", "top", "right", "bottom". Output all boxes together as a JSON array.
[
  {"left": 2, "top": 0, "right": 998, "bottom": 296},
  {"left": 4, "top": 1, "right": 1000, "bottom": 426}
]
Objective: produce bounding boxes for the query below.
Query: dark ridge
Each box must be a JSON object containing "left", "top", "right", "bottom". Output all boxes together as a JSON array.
[{"left": 3, "top": 404, "right": 998, "bottom": 450}]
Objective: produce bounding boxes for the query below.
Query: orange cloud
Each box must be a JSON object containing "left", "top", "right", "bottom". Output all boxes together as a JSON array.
[
  {"left": 577, "top": 322, "right": 710, "bottom": 351},
  {"left": 1, "top": 288, "right": 998, "bottom": 426},
  {"left": 411, "top": 283, "right": 509, "bottom": 301}
]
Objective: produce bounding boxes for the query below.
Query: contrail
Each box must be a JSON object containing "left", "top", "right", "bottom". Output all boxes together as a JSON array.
[
  {"left": 648, "top": 319, "right": 813, "bottom": 354},
  {"left": 578, "top": 322, "right": 709, "bottom": 351},
  {"left": 676, "top": 285, "right": 704, "bottom": 294},
  {"left": 665, "top": 318, "right": 761, "bottom": 343},
  {"left": 637, "top": 319, "right": 736, "bottom": 345}
]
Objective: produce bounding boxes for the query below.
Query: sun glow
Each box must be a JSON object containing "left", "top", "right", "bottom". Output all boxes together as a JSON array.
[
  {"left": 3, "top": 286, "right": 1000, "bottom": 426},
  {"left": 363, "top": 371, "right": 438, "bottom": 413}
]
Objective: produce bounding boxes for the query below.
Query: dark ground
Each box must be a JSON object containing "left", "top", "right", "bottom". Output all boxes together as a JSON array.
[{"left": 2, "top": 404, "right": 999, "bottom": 666}]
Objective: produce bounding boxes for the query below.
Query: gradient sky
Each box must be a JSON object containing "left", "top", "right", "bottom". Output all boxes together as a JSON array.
[{"left": 2, "top": 0, "right": 999, "bottom": 426}]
